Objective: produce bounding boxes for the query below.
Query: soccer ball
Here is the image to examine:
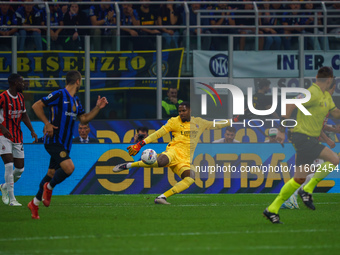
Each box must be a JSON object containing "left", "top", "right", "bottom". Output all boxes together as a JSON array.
[{"left": 141, "top": 149, "right": 157, "bottom": 165}]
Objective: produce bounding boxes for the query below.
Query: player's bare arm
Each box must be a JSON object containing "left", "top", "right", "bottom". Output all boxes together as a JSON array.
[
  {"left": 330, "top": 108, "right": 340, "bottom": 119},
  {"left": 21, "top": 112, "right": 38, "bottom": 143},
  {"left": 0, "top": 124, "right": 12, "bottom": 139},
  {"left": 323, "top": 124, "right": 340, "bottom": 133},
  {"left": 319, "top": 130, "right": 335, "bottom": 149},
  {"left": 32, "top": 100, "right": 57, "bottom": 137},
  {"left": 78, "top": 96, "right": 108, "bottom": 125}
]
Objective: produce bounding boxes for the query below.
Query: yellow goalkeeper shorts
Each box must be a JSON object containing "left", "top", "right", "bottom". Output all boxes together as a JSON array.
[{"left": 161, "top": 148, "right": 191, "bottom": 177}]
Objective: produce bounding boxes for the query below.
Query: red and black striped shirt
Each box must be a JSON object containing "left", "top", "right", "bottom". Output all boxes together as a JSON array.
[{"left": 0, "top": 90, "right": 26, "bottom": 143}]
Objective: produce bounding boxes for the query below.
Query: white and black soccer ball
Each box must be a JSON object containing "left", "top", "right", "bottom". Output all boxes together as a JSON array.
[{"left": 141, "top": 149, "right": 157, "bottom": 165}]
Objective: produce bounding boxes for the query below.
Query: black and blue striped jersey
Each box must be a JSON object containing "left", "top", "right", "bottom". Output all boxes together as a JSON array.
[{"left": 41, "top": 88, "right": 85, "bottom": 151}]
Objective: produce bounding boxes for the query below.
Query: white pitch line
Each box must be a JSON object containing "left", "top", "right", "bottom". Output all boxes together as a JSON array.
[{"left": 0, "top": 229, "right": 335, "bottom": 242}]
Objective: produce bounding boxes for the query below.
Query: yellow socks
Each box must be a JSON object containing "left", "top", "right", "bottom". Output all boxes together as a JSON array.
[
  {"left": 303, "top": 161, "right": 336, "bottom": 194},
  {"left": 130, "top": 161, "right": 158, "bottom": 168},
  {"left": 163, "top": 177, "right": 195, "bottom": 198},
  {"left": 268, "top": 178, "right": 301, "bottom": 214}
]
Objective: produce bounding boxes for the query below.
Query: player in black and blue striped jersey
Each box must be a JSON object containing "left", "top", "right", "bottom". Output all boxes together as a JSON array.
[{"left": 27, "top": 71, "right": 108, "bottom": 219}]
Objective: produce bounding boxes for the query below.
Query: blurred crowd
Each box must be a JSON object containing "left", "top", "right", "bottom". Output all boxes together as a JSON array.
[{"left": 1, "top": 0, "right": 340, "bottom": 51}]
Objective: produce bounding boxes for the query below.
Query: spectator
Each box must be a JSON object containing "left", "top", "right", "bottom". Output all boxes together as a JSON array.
[
  {"left": 120, "top": 0, "right": 139, "bottom": 51},
  {"left": 264, "top": 128, "right": 278, "bottom": 143},
  {"left": 271, "top": 0, "right": 287, "bottom": 35},
  {"left": 8, "top": 0, "right": 21, "bottom": 12},
  {"left": 209, "top": 3, "right": 236, "bottom": 51},
  {"left": 89, "top": 0, "right": 116, "bottom": 51},
  {"left": 182, "top": 3, "right": 211, "bottom": 50},
  {"left": 0, "top": 3, "right": 18, "bottom": 50},
  {"left": 327, "top": 0, "right": 340, "bottom": 49},
  {"left": 162, "top": 86, "right": 183, "bottom": 118},
  {"left": 213, "top": 127, "right": 240, "bottom": 143},
  {"left": 16, "top": 0, "right": 43, "bottom": 51},
  {"left": 260, "top": 0, "right": 281, "bottom": 50},
  {"left": 236, "top": 0, "right": 263, "bottom": 50},
  {"left": 41, "top": 3, "right": 64, "bottom": 50},
  {"left": 302, "top": 0, "right": 325, "bottom": 50},
  {"left": 33, "top": 0, "right": 46, "bottom": 10},
  {"left": 62, "top": 4, "right": 89, "bottom": 50},
  {"left": 136, "top": 0, "right": 161, "bottom": 50},
  {"left": 282, "top": 3, "right": 309, "bottom": 50},
  {"left": 131, "top": 126, "right": 149, "bottom": 143},
  {"left": 157, "top": 0, "right": 181, "bottom": 49},
  {"left": 57, "top": 1, "right": 68, "bottom": 18},
  {"left": 73, "top": 123, "right": 99, "bottom": 143},
  {"left": 327, "top": 0, "right": 340, "bottom": 35}
]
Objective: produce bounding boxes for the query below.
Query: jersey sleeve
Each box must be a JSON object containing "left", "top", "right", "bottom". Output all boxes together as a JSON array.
[
  {"left": 328, "top": 94, "right": 336, "bottom": 112},
  {"left": 23, "top": 100, "right": 26, "bottom": 113},
  {"left": 144, "top": 118, "right": 174, "bottom": 144},
  {"left": 302, "top": 86, "right": 319, "bottom": 108},
  {"left": 76, "top": 97, "right": 85, "bottom": 116},
  {"left": 0, "top": 94, "right": 4, "bottom": 109},
  {"left": 144, "top": 127, "right": 168, "bottom": 144},
  {"left": 20, "top": 93, "right": 26, "bottom": 113},
  {"left": 162, "top": 117, "right": 175, "bottom": 133},
  {"left": 41, "top": 90, "right": 61, "bottom": 106}
]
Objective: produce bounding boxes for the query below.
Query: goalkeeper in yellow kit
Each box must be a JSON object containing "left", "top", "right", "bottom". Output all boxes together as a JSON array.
[{"left": 113, "top": 101, "right": 229, "bottom": 204}]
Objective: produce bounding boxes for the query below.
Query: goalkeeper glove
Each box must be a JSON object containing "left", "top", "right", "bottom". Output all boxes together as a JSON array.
[{"left": 127, "top": 140, "right": 146, "bottom": 156}]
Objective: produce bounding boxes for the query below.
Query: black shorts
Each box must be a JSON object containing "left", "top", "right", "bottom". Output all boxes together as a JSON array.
[
  {"left": 44, "top": 143, "right": 70, "bottom": 170},
  {"left": 291, "top": 132, "right": 325, "bottom": 166}
]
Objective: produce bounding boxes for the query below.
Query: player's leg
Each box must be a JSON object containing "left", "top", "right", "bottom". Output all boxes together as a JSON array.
[
  {"left": 28, "top": 165, "right": 55, "bottom": 219},
  {"left": 39, "top": 144, "right": 73, "bottom": 207},
  {"left": 303, "top": 147, "right": 339, "bottom": 194},
  {"left": 37, "top": 168, "right": 55, "bottom": 205},
  {"left": 13, "top": 158, "right": 24, "bottom": 183},
  {"left": 263, "top": 169, "right": 305, "bottom": 223},
  {"left": 295, "top": 144, "right": 336, "bottom": 210},
  {"left": 0, "top": 153, "right": 14, "bottom": 205},
  {"left": 0, "top": 137, "right": 15, "bottom": 205},
  {"left": 281, "top": 158, "right": 321, "bottom": 210},
  {"left": 113, "top": 153, "right": 169, "bottom": 172},
  {"left": 12, "top": 143, "right": 25, "bottom": 184},
  {"left": 264, "top": 135, "right": 325, "bottom": 223},
  {"left": 267, "top": 164, "right": 309, "bottom": 212},
  {"left": 155, "top": 168, "right": 195, "bottom": 204},
  {"left": 6, "top": 157, "right": 25, "bottom": 206},
  {"left": 42, "top": 158, "right": 74, "bottom": 207},
  {"left": 281, "top": 167, "right": 316, "bottom": 210},
  {"left": 4, "top": 143, "right": 26, "bottom": 206},
  {"left": 292, "top": 159, "right": 321, "bottom": 198},
  {"left": 155, "top": 149, "right": 194, "bottom": 204}
]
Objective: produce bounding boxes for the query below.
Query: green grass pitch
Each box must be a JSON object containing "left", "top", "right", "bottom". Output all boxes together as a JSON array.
[{"left": 1, "top": 194, "right": 340, "bottom": 255}]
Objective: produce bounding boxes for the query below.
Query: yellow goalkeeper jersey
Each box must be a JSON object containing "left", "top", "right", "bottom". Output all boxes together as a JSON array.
[{"left": 145, "top": 116, "right": 229, "bottom": 162}]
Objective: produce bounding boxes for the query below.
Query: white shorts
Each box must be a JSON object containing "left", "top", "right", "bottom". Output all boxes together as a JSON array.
[{"left": 0, "top": 136, "right": 24, "bottom": 158}]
